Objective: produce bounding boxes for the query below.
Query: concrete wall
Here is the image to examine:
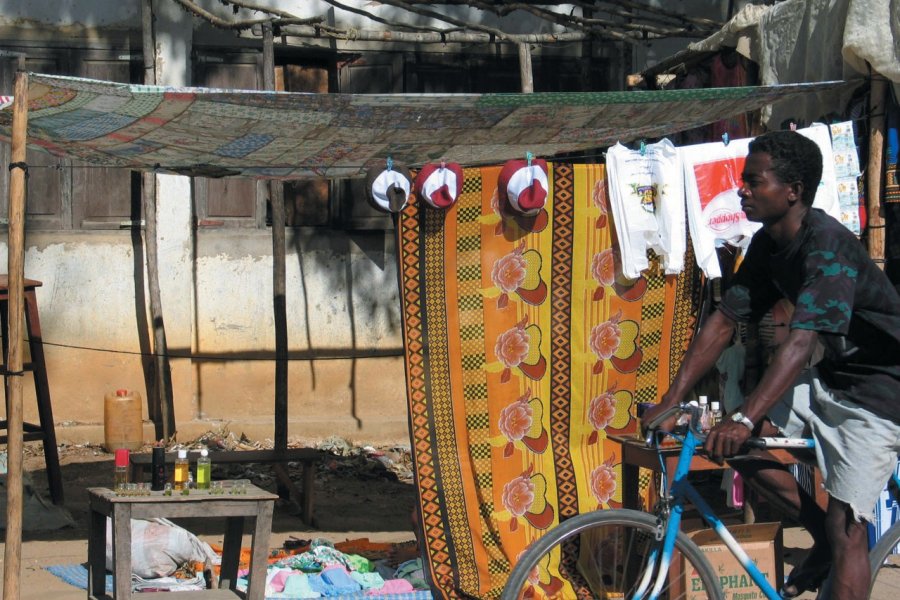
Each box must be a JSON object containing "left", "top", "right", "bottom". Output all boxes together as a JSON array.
[
  {"left": 0, "top": 0, "right": 721, "bottom": 447},
  {"left": 0, "top": 1, "right": 410, "bottom": 447}
]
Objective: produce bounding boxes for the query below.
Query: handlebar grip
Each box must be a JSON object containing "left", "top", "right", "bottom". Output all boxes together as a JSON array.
[{"left": 742, "top": 438, "right": 768, "bottom": 450}]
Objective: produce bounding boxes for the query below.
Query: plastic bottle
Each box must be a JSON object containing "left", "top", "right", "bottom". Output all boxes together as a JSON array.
[
  {"left": 196, "top": 449, "right": 211, "bottom": 490},
  {"left": 114, "top": 448, "right": 130, "bottom": 490},
  {"left": 698, "top": 395, "right": 710, "bottom": 431},
  {"left": 174, "top": 449, "right": 189, "bottom": 491},
  {"left": 197, "top": 450, "right": 211, "bottom": 490},
  {"left": 151, "top": 445, "right": 166, "bottom": 492},
  {"left": 103, "top": 389, "right": 144, "bottom": 452},
  {"left": 710, "top": 401, "right": 723, "bottom": 428}
]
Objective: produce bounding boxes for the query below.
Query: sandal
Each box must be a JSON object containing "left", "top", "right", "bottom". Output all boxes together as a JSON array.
[{"left": 780, "top": 560, "right": 831, "bottom": 598}]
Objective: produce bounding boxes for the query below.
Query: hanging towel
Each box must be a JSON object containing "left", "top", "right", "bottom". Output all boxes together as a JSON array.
[
  {"left": 606, "top": 139, "right": 686, "bottom": 279},
  {"left": 797, "top": 123, "right": 842, "bottom": 221}
]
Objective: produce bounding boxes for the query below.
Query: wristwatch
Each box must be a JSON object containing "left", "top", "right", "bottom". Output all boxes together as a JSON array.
[{"left": 730, "top": 412, "right": 754, "bottom": 431}]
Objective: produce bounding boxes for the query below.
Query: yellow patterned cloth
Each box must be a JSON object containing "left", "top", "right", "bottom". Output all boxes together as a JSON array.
[{"left": 397, "top": 164, "right": 700, "bottom": 599}]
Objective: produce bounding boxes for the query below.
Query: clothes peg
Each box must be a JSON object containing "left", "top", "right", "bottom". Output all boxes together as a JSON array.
[
  {"left": 639, "top": 140, "right": 646, "bottom": 156},
  {"left": 440, "top": 159, "right": 446, "bottom": 170},
  {"left": 387, "top": 156, "right": 394, "bottom": 171},
  {"left": 722, "top": 132, "right": 730, "bottom": 146},
  {"left": 789, "top": 122, "right": 797, "bottom": 131},
  {"left": 526, "top": 151, "right": 534, "bottom": 166}
]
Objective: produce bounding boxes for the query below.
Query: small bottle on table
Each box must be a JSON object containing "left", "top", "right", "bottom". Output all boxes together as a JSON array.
[
  {"left": 174, "top": 449, "right": 189, "bottom": 491},
  {"left": 197, "top": 449, "right": 211, "bottom": 490}
]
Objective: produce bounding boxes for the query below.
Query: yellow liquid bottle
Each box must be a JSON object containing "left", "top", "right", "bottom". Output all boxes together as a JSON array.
[
  {"left": 174, "top": 449, "right": 189, "bottom": 490},
  {"left": 197, "top": 449, "right": 211, "bottom": 490}
]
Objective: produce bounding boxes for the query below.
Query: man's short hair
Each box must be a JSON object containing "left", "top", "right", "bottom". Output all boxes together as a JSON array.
[{"left": 748, "top": 130, "right": 823, "bottom": 207}]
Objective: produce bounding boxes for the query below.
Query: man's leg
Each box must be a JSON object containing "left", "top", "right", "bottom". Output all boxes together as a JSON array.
[
  {"left": 730, "top": 455, "right": 830, "bottom": 596},
  {"left": 824, "top": 497, "right": 869, "bottom": 600}
]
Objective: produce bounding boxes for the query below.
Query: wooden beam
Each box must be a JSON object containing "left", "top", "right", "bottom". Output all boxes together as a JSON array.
[
  {"left": 263, "top": 22, "right": 290, "bottom": 461},
  {"left": 143, "top": 0, "right": 175, "bottom": 440},
  {"left": 4, "top": 68, "right": 29, "bottom": 600},
  {"left": 867, "top": 72, "right": 887, "bottom": 265},
  {"left": 518, "top": 43, "right": 534, "bottom": 93}
]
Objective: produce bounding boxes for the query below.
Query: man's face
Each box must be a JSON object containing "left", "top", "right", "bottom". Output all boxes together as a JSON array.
[{"left": 738, "top": 152, "right": 797, "bottom": 224}]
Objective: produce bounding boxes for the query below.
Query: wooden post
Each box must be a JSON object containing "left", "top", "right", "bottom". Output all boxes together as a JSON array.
[
  {"left": 867, "top": 72, "right": 887, "bottom": 265},
  {"left": 518, "top": 43, "right": 534, "bottom": 93},
  {"left": 4, "top": 69, "right": 29, "bottom": 600},
  {"left": 142, "top": 0, "right": 175, "bottom": 439},
  {"left": 263, "top": 22, "right": 289, "bottom": 461}
]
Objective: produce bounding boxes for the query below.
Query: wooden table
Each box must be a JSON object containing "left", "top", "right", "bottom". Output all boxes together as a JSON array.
[
  {"left": 87, "top": 484, "right": 277, "bottom": 600},
  {"left": 608, "top": 434, "right": 797, "bottom": 514}
]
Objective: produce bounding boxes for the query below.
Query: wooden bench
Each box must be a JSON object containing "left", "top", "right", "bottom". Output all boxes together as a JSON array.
[{"left": 130, "top": 448, "right": 323, "bottom": 525}]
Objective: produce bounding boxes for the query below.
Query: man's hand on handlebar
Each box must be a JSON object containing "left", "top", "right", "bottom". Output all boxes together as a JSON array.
[
  {"left": 639, "top": 402, "right": 678, "bottom": 436},
  {"left": 703, "top": 420, "right": 752, "bottom": 464}
]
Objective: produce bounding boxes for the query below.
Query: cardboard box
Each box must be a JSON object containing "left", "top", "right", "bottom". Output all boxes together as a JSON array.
[{"left": 682, "top": 522, "right": 783, "bottom": 600}]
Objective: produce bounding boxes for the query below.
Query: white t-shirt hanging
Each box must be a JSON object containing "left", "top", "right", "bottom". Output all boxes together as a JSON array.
[
  {"left": 606, "top": 139, "right": 685, "bottom": 279},
  {"left": 681, "top": 137, "right": 759, "bottom": 280}
]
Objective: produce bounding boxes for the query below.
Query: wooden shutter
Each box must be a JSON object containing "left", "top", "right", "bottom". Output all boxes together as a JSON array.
[
  {"left": 193, "top": 55, "right": 260, "bottom": 227},
  {"left": 72, "top": 55, "right": 141, "bottom": 229}
]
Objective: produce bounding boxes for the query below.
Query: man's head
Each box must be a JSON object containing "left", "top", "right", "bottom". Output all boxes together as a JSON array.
[{"left": 746, "top": 130, "right": 822, "bottom": 207}]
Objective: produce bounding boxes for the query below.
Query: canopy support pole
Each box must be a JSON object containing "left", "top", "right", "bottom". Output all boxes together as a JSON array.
[
  {"left": 518, "top": 43, "right": 534, "bottom": 94},
  {"left": 263, "top": 22, "right": 290, "bottom": 472},
  {"left": 3, "top": 68, "right": 29, "bottom": 600},
  {"left": 143, "top": 0, "right": 175, "bottom": 439},
  {"left": 867, "top": 70, "right": 887, "bottom": 266}
]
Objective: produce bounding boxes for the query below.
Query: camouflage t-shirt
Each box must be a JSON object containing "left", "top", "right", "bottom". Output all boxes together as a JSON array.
[{"left": 719, "top": 208, "right": 900, "bottom": 420}]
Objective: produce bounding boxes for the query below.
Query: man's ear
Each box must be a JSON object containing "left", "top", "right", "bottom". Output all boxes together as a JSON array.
[{"left": 788, "top": 181, "right": 804, "bottom": 204}]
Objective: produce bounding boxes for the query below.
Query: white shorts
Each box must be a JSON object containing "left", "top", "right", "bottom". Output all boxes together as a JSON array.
[{"left": 766, "top": 367, "right": 900, "bottom": 522}]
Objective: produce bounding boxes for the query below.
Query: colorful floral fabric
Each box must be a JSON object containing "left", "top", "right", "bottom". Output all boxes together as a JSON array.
[{"left": 397, "top": 163, "right": 701, "bottom": 599}]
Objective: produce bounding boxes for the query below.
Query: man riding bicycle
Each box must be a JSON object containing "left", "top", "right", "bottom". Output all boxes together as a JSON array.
[{"left": 643, "top": 130, "right": 900, "bottom": 600}]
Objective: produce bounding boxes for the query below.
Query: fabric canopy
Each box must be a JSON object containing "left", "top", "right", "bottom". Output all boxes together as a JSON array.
[{"left": 0, "top": 73, "right": 844, "bottom": 180}]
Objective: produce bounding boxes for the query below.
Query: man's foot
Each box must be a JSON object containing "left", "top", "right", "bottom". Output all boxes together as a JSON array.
[{"left": 781, "top": 550, "right": 831, "bottom": 598}]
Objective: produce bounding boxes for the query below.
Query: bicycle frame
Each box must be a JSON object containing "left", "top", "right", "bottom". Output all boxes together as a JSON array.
[{"left": 635, "top": 426, "right": 783, "bottom": 600}]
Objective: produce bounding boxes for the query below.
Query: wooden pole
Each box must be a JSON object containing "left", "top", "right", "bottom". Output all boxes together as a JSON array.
[
  {"left": 263, "top": 22, "right": 289, "bottom": 460},
  {"left": 867, "top": 72, "right": 887, "bottom": 266},
  {"left": 518, "top": 43, "right": 534, "bottom": 94},
  {"left": 142, "top": 0, "right": 175, "bottom": 439},
  {"left": 4, "top": 69, "right": 29, "bottom": 600}
]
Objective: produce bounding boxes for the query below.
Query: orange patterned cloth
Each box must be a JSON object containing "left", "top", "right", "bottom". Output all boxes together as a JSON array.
[{"left": 397, "top": 164, "right": 700, "bottom": 599}]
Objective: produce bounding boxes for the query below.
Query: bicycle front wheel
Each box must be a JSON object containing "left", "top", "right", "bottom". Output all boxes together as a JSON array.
[
  {"left": 869, "top": 522, "right": 900, "bottom": 599},
  {"left": 500, "top": 509, "right": 723, "bottom": 600}
]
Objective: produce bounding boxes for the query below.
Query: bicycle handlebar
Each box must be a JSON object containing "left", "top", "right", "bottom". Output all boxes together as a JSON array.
[{"left": 637, "top": 402, "right": 815, "bottom": 451}]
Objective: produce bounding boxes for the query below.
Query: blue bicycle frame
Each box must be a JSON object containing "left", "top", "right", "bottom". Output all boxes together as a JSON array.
[{"left": 634, "top": 426, "right": 787, "bottom": 600}]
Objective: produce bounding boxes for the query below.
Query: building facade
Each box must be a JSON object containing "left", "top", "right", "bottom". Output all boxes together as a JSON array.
[{"left": 0, "top": 1, "right": 731, "bottom": 445}]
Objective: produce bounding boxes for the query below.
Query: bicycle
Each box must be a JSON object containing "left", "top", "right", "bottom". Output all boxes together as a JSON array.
[{"left": 500, "top": 402, "right": 900, "bottom": 599}]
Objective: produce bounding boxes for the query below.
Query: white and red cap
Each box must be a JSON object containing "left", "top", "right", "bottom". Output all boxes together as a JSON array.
[
  {"left": 498, "top": 158, "right": 549, "bottom": 216},
  {"left": 414, "top": 162, "right": 464, "bottom": 209},
  {"left": 365, "top": 163, "right": 412, "bottom": 213}
]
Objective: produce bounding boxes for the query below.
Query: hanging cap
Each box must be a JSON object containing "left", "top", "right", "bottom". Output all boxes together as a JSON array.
[
  {"left": 365, "top": 162, "right": 412, "bottom": 213},
  {"left": 115, "top": 448, "right": 130, "bottom": 467},
  {"left": 498, "top": 158, "right": 549, "bottom": 216},
  {"left": 414, "top": 162, "right": 464, "bottom": 209},
  {"left": 116, "top": 389, "right": 128, "bottom": 397},
  {"left": 177, "top": 449, "right": 187, "bottom": 459}
]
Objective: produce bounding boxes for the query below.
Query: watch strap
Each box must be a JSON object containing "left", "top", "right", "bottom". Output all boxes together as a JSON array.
[{"left": 732, "top": 412, "right": 754, "bottom": 430}]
